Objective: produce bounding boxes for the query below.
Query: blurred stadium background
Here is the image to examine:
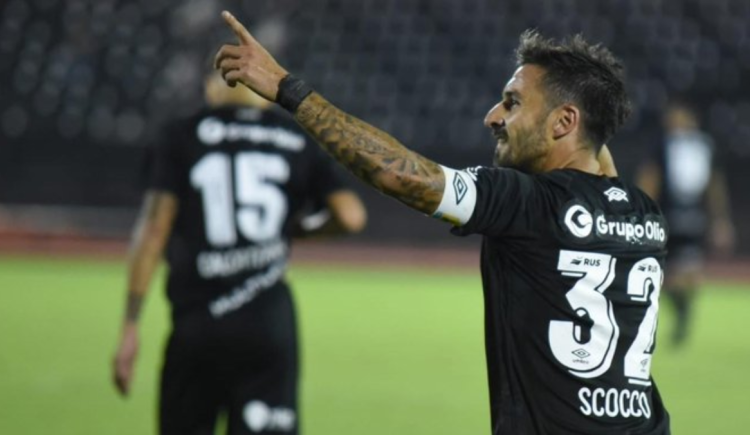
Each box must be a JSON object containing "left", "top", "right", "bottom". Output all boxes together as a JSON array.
[{"left": 0, "top": 0, "right": 748, "bottom": 434}]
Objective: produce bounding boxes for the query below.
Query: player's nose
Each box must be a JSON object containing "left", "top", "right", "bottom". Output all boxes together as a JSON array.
[{"left": 484, "top": 103, "right": 505, "bottom": 128}]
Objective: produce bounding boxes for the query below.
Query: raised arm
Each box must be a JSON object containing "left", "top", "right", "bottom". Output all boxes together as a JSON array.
[
  {"left": 214, "top": 11, "right": 445, "bottom": 216},
  {"left": 294, "top": 94, "right": 445, "bottom": 213},
  {"left": 112, "top": 191, "right": 177, "bottom": 396}
]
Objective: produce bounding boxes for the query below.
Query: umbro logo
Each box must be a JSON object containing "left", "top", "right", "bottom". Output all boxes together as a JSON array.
[
  {"left": 453, "top": 173, "right": 468, "bottom": 204},
  {"left": 604, "top": 187, "right": 628, "bottom": 203}
]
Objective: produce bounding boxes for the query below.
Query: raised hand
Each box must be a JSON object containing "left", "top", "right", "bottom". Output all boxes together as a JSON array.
[{"left": 214, "top": 11, "right": 289, "bottom": 101}]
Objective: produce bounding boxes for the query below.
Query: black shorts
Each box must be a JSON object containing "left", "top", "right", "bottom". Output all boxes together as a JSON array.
[{"left": 160, "top": 282, "right": 299, "bottom": 435}]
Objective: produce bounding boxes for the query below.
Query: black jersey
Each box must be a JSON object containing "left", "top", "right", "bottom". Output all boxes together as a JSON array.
[
  {"left": 148, "top": 105, "right": 344, "bottom": 317},
  {"left": 449, "top": 167, "right": 670, "bottom": 435}
]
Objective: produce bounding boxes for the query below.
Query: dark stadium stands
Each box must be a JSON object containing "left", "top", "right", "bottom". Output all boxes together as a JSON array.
[{"left": 1, "top": 0, "right": 749, "bottom": 245}]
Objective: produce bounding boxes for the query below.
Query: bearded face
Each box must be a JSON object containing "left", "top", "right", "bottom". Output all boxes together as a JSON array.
[
  {"left": 484, "top": 65, "right": 556, "bottom": 174},
  {"left": 492, "top": 113, "right": 550, "bottom": 173}
]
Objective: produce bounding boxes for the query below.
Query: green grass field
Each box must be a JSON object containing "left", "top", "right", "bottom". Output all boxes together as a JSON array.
[{"left": 0, "top": 255, "right": 748, "bottom": 434}]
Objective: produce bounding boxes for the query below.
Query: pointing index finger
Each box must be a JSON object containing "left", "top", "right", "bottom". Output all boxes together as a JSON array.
[{"left": 222, "top": 11, "right": 254, "bottom": 46}]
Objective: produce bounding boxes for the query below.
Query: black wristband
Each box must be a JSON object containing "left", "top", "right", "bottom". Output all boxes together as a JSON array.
[{"left": 276, "top": 74, "right": 314, "bottom": 113}]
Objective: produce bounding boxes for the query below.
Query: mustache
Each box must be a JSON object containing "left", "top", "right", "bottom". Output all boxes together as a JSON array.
[{"left": 492, "top": 126, "right": 508, "bottom": 141}]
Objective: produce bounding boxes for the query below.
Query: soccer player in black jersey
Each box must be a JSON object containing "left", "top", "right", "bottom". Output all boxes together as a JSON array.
[
  {"left": 215, "top": 11, "right": 670, "bottom": 434},
  {"left": 112, "top": 71, "right": 366, "bottom": 435},
  {"left": 637, "top": 101, "right": 735, "bottom": 345}
]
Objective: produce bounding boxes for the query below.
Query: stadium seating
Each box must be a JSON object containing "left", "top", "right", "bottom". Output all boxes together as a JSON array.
[{"left": 0, "top": 0, "right": 749, "bottom": 224}]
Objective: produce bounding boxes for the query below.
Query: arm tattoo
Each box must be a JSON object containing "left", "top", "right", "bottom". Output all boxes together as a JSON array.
[
  {"left": 125, "top": 293, "right": 144, "bottom": 322},
  {"left": 295, "top": 93, "right": 445, "bottom": 214}
]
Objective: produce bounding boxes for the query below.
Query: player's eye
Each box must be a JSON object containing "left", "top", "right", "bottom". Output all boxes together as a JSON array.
[{"left": 503, "top": 99, "right": 520, "bottom": 111}]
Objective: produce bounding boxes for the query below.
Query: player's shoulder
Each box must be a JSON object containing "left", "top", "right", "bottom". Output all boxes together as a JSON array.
[
  {"left": 465, "top": 168, "right": 658, "bottom": 211},
  {"left": 536, "top": 168, "right": 602, "bottom": 188},
  {"left": 469, "top": 167, "right": 597, "bottom": 193},
  {"left": 540, "top": 170, "right": 656, "bottom": 206},
  {"left": 462, "top": 165, "right": 533, "bottom": 185},
  {"left": 596, "top": 175, "right": 662, "bottom": 217}
]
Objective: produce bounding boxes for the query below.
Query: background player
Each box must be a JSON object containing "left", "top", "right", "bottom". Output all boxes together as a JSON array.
[
  {"left": 111, "top": 70, "right": 366, "bottom": 435},
  {"left": 214, "top": 11, "right": 670, "bottom": 434},
  {"left": 637, "top": 101, "right": 735, "bottom": 345}
]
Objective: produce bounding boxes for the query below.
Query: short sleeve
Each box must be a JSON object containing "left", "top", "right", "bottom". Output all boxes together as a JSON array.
[
  {"left": 146, "top": 121, "right": 185, "bottom": 194},
  {"left": 450, "top": 166, "right": 539, "bottom": 238}
]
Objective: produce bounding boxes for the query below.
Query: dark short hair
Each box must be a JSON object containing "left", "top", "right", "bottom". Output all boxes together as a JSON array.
[{"left": 515, "top": 30, "right": 632, "bottom": 149}]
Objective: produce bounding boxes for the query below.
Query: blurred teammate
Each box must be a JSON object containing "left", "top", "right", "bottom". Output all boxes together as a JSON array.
[
  {"left": 112, "top": 71, "right": 366, "bottom": 435},
  {"left": 637, "top": 101, "right": 735, "bottom": 345},
  {"left": 214, "top": 11, "right": 670, "bottom": 434}
]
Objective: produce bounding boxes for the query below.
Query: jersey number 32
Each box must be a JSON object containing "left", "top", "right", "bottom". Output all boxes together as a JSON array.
[{"left": 549, "top": 250, "right": 662, "bottom": 386}]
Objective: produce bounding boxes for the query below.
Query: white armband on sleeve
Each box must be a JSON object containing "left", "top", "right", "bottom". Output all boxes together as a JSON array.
[{"left": 431, "top": 165, "right": 477, "bottom": 226}]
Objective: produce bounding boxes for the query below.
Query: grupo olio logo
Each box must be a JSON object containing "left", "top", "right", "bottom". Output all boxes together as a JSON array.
[
  {"left": 564, "top": 204, "right": 593, "bottom": 238},
  {"left": 197, "top": 117, "right": 226, "bottom": 145}
]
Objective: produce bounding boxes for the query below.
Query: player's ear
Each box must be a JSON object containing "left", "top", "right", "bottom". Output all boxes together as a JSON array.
[{"left": 551, "top": 104, "right": 579, "bottom": 140}]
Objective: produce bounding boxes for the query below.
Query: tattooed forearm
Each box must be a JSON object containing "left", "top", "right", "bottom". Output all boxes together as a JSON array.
[
  {"left": 295, "top": 93, "right": 445, "bottom": 214},
  {"left": 125, "top": 292, "right": 144, "bottom": 323}
]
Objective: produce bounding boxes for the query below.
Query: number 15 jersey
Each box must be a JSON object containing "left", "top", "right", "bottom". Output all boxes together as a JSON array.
[
  {"left": 148, "top": 106, "right": 345, "bottom": 318},
  {"left": 439, "top": 166, "right": 670, "bottom": 435}
]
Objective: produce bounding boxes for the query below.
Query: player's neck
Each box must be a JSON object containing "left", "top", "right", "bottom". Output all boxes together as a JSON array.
[{"left": 541, "top": 146, "right": 603, "bottom": 175}]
